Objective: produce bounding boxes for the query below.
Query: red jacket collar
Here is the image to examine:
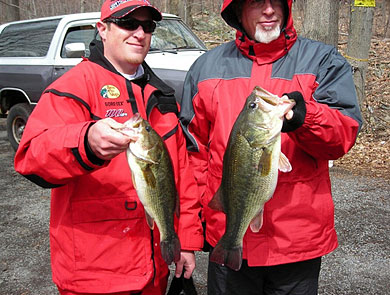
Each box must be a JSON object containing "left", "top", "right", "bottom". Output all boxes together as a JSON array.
[{"left": 235, "top": 28, "right": 297, "bottom": 65}]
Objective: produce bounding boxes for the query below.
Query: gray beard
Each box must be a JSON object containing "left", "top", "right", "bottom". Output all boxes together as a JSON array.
[{"left": 254, "top": 25, "right": 281, "bottom": 44}]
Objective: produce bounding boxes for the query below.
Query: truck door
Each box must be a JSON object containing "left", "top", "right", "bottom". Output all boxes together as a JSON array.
[{"left": 53, "top": 20, "right": 98, "bottom": 81}]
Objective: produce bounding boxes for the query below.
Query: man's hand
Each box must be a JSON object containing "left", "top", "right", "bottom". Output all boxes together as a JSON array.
[
  {"left": 175, "top": 250, "right": 196, "bottom": 279},
  {"left": 281, "top": 91, "right": 307, "bottom": 132},
  {"left": 87, "top": 118, "right": 137, "bottom": 160}
]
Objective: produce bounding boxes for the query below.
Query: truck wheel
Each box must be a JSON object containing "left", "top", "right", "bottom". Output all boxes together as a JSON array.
[{"left": 6, "top": 103, "right": 33, "bottom": 151}]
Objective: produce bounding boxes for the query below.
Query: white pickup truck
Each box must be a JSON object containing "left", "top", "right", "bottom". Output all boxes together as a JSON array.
[{"left": 0, "top": 12, "right": 207, "bottom": 150}]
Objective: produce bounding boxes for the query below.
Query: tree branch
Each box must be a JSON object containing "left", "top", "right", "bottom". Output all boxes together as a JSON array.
[{"left": 0, "top": 0, "right": 20, "bottom": 9}]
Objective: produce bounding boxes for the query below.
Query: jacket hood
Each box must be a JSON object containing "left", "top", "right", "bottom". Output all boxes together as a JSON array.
[
  {"left": 221, "top": 0, "right": 292, "bottom": 32},
  {"left": 221, "top": 0, "right": 297, "bottom": 64}
]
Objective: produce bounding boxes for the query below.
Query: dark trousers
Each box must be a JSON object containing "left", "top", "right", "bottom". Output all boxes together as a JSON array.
[{"left": 207, "top": 255, "right": 321, "bottom": 295}]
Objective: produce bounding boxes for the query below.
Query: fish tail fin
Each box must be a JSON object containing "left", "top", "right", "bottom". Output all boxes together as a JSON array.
[
  {"left": 210, "top": 241, "right": 242, "bottom": 271},
  {"left": 161, "top": 234, "right": 181, "bottom": 265}
]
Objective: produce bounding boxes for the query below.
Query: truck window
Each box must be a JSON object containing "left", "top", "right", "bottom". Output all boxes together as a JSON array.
[
  {"left": 0, "top": 19, "right": 60, "bottom": 57},
  {"left": 61, "top": 25, "right": 96, "bottom": 58}
]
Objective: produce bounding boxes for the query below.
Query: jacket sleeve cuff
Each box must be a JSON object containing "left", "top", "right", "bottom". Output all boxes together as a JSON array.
[
  {"left": 178, "top": 228, "right": 204, "bottom": 251},
  {"left": 64, "top": 121, "right": 109, "bottom": 171},
  {"left": 84, "top": 123, "right": 105, "bottom": 166}
]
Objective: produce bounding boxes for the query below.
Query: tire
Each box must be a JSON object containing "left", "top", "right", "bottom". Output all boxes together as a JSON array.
[{"left": 6, "top": 103, "right": 34, "bottom": 151}]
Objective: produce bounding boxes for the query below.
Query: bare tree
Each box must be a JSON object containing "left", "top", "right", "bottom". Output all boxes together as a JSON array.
[
  {"left": 381, "top": 0, "right": 390, "bottom": 38},
  {"left": 167, "top": 0, "right": 179, "bottom": 15},
  {"left": 0, "top": 0, "right": 20, "bottom": 22},
  {"left": 80, "top": 0, "right": 86, "bottom": 13},
  {"left": 179, "top": 0, "right": 193, "bottom": 27},
  {"left": 301, "top": 0, "right": 340, "bottom": 47},
  {"left": 346, "top": 1, "right": 375, "bottom": 110}
]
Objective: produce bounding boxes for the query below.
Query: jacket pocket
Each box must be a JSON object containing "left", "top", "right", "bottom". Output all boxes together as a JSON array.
[{"left": 71, "top": 196, "right": 150, "bottom": 275}]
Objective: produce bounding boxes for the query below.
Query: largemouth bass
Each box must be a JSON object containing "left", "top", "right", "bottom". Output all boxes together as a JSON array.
[
  {"left": 119, "top": 113, "right": 181, "bottom": 265},
  {"left": 208, "top": 86, "right": 295, "bottom": 271}
]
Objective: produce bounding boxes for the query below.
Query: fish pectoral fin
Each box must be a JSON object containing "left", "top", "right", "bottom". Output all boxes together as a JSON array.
[
  {"left": 145, "top": 212, "right": 155, "bottom": 230},
  {"left": 250, "top": 210, "right": 264, "bottom": 233},
  {"left": 278, "top": 152, "right": 292, "bottom": 173},
  {"left": 142, "top": 165, "right": 157, "bottom": 188},
  {"left": 258, "top": 148, "right": 272, "bottom": 176},
  {"left": 208, "top": 186, "right": 225, "bottom": 213}
]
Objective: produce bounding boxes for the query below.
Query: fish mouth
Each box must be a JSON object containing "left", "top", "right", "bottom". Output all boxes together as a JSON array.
[
  {"left": 127, "top": 113, "right": 159, "bottom": 164},
  {"left": 127, "top": 113, "right": 143, "bottom": 129},
  {"left": 254, "top": 87, "right": 279, "bottom": 106}
]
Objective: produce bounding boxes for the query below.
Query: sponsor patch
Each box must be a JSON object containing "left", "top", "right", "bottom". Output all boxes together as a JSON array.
[
  {"left": 105, "top": 109, "right": 128, "bottom": 118},
  {"left": 100, "top": 85, "right": 121, "bottom": 99}
]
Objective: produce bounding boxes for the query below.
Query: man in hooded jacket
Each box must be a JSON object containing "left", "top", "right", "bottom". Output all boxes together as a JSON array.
[
  {"left": 14, "top": 0, "right": 203, "bottom": 294},
  {"left": 180, "top": 0, "right": 362, "bottom": 294}
]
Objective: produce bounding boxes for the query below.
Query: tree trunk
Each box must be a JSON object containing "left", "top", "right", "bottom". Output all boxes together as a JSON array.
[
  {"left": 181, "top": 0, "right": 193, "bottom": 27},
  {"left": 384, "top": 0, "right": 390, "bottom": 38},
  {"left": 346, "top": 2, "right": 375, "bottom": 110},
  {"left": 301, "top": 0, "right": 339, "bottom": 47},
  {"left": 168, "top": 0, "right": 179, "bottom": 15},
  {"left": 3, "top": 0, "right": 20, "bottom": 22},
  {"left": 80, "top": 0, "right": 86, "bottom": 13}
]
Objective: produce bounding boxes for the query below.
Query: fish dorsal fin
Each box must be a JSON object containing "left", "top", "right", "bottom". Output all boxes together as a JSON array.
[
  {"left": 145, "top": 211, "right": 155, "bottom": 230},
  {"left": 250, "top": 209, "right": 264, "bottom": 233},
  {"left": 258, "top": 148, "right": 272, "bottom": 176},
  {"left": 208, "top": 186, "right": 225, "bottom": 213},
  {"left": 278, "top": 152, "right": 292, "bottom": 173},
  {"left": 175, "top": 193, "right": 180, "bottom": 218}
]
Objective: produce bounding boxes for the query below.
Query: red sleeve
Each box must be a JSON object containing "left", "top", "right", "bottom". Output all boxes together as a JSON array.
[
  {"left": 288, "top": 100, "right": 360, "bottom": 160},
  {"left": 14, "top": 91, "right": 108, "bottom": 187}
]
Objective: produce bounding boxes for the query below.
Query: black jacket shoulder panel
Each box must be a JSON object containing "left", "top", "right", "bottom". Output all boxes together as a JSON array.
[
  {"left": 89, "top": 39, "right": 178, "bottom": 118},
  {"left": 141, "top": 62, "right": 178, "bottom": 117}
]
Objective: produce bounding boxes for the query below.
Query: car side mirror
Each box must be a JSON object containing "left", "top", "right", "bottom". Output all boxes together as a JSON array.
[{"left": 64, "top": 42, "right": 86, "bottom": 58}]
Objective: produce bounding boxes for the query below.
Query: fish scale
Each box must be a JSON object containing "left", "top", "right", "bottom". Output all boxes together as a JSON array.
[
  {"left": 119, "top": 113, "right": 181, "bottom": 266},
  {"left": 208, "top": 86, "right": 294, "bottom": 271}
]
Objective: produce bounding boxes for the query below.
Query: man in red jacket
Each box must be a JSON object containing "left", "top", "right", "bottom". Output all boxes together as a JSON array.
[
  {"left": 14, "top": 1, "right": 203, "bottom": 294},
  {"left": 180, "top": 0, "right": 362, "bottom": 294}
]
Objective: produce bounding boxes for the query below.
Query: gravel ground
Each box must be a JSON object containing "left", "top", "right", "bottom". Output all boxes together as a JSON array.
[{"left": 0, "top": 117, "right": 389, "bottom": 295}]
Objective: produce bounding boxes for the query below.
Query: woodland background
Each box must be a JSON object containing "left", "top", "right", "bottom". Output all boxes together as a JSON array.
[{"left": 0, "top": 0, "right": 389, "bottom": 178}]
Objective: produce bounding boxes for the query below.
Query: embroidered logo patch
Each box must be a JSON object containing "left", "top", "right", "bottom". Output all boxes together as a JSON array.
[
  {"left": 110, "top": 0, "right": 151, "bottom": 11},
  {"left": 100, "top": 85, "right": 121, "bottom": 99}
]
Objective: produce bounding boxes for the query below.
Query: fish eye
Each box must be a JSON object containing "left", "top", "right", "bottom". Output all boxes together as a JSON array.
[{"left": 249, "top": 102, "right": 257, "bottom": 109}]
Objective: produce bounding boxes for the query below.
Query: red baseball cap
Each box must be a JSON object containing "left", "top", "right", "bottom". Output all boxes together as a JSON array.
[{"left": 100, "top": 0, "right": 162, "bottom": 21}]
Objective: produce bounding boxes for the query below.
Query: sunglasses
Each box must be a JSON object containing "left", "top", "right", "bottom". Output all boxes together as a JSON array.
[{"left": 106, "top": 18, "right": 156, "bottom": 33}]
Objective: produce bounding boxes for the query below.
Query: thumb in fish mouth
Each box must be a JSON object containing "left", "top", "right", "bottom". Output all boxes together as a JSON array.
[
  {"left": 111, "top": 114, "right": 143, "bottom": 142},
  {"left": 279, "top": 95, "right": 296, "bottom": 120},
  {"left": 116, "top": 126, "right": 140, "bottom": 142}
]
